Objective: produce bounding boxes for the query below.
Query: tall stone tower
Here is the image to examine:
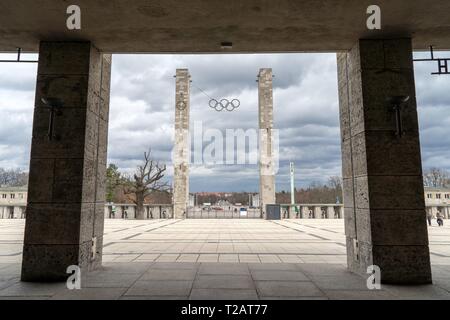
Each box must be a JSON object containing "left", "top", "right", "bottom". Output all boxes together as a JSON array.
[
  {"left": 258, "top": 68, "right": 276, "bottom": 214},
  {"left": 290, "top": 161, "right": 295, "bottom": 205},
  {"left": 173, "top": 69, "right": 190, "bottom": 219}
]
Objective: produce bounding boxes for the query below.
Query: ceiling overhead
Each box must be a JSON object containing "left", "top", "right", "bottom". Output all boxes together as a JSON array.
[{"left": 0, "top": 0, "right": 449, "bottom": 53}]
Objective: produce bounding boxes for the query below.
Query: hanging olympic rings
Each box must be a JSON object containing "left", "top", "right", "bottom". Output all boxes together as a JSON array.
[
  {"left": 208, "top": 98, "right": 240, "bottom": 112},
  {"left": 176, "top": 92, "right": 187, "bottom": 110},
  {"left": 176, "top": 101, "right": 187, "bottom": 110}
]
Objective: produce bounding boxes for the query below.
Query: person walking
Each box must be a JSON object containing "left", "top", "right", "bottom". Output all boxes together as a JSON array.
[
  {"left": 110, "top": 205, "right": 116, "bottom": 219},
  {"left": 427, "top": 211, "right": 433, "bottom": 226},
  {"left": 437, "top": 212, "right": 444, "bottom": 227}
]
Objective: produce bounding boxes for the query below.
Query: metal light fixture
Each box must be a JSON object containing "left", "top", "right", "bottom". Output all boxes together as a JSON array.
[
  {"left": 41, "top": 97, "right": 63, "bottom": 141},
  {"left": 386, "top": 95, "right": 410, "bottom": 138}
]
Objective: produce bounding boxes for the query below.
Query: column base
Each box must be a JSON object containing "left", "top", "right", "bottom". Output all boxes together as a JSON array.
[{"left": 21, "top": 240, "right": 103, "bottom": 282}]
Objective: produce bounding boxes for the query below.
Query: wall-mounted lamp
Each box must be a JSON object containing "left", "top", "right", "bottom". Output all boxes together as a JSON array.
[
  {"left": 41, "top": 97, "right": 63, "bottom": 141},
  {"left": 386, "top": 95, "right": 410, "bottom": 138}
]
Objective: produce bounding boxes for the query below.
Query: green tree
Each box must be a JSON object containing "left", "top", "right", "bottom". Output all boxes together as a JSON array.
[{"left": 106, "top": 163, "right": 122, "bottom": 203}]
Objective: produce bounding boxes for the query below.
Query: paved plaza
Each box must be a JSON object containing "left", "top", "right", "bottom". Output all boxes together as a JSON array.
[{"left": 1, "top": 219, "right": 450, "bottom": 299}]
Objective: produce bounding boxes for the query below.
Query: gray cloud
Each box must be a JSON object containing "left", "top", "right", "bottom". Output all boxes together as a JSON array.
[{"left": 0, "top": 52, "right": 449, "bottom": 192}]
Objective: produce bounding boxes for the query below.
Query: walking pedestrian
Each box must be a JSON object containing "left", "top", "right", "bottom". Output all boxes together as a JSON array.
[
  {"left": 437, "top": 212, "right": 444, "bottom": 227},
  {"left": 427, "top": 211, "right": 432, "bottom": 226}
]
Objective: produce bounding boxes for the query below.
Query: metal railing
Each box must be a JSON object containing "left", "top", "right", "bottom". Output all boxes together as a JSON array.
[
  {"left": 187, "top": 208, "right": 261, "bottom": 219},
  {"left": 3, "top": 203, "right": 449, "bottom": 220}
]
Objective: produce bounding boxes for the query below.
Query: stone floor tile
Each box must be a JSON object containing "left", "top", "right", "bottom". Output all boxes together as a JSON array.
[
  {"left": 296, "top": 263, "right": 349, "bottom": 276},
  {"left": 83, "top": 273, "right": 141, "bottom": 288},
  {"left": 150, "top": 262, "right": 198, "bottom": 270},
  {"left": 0, "top": 282, "right": 66, "bottom": 297},
  {"left": 120, "top": 295, "right": 189, "bottom": 300},
  {"left": 323, "top": 289, "right": 398, "bottom": 300},
  {"left": 194, "top": 275, "right": 254, "bottom": 289},
  {"left": 308, "top": 275, "right": 369, "bottom": 290},
  {"left": 383, "top": 284, "right": 450, "bottom": 300},
  {"left": 190, "top": 288, "right": 258, "bottom": 300},
  {"left": 140, "top": 269, "right": 197, "bottom": 281},
  {"left": 251, "top": 270, "right": 309, "bottom": 281},
  {"left": 255, "top": 281, "right": 324, "bottom": 297},
  {"left": 100, "top": 262, "right": 152, "bottom": 274},
  {"left": 125, "top": 280, "right": 193, "bottom": 296},
  {"left": 248, "top": 263, "right": 299, "bottom": 271},
  {"left": 198, "top": 263, "right": 249, "bottom": 275},
  {"left": 50, "top": 287, "right": 127, "bottom": 300}
]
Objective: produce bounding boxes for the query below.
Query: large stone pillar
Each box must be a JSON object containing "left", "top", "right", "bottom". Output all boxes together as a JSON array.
[
  {"left": 173, "top": 69, "right": 190, "bottom": 219},
  {"left": 21, "top": 42, "right": 111, "bottom": 281},
  {"left": 258, "top": 68, "right": 276, "bottom": 214},
  {"left": 337, "top": 39, "right": 431, "bottom": 284}
]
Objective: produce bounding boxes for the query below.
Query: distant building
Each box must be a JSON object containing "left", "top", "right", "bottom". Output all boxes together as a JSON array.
[
  {"left": 189, "top": 193, "right": 195, "bottom": 207},
  {"left": 250, "top": 193, "right": 260, "bottom": 208},
  {"left": 1, "top": 186, "right": 450, "bottom": 219},
  {"left": 424, "top": 186, "right": 450, "bottom": 218},
  {"left": 0, "top": 185, "right": 27, "bottom": 218}
]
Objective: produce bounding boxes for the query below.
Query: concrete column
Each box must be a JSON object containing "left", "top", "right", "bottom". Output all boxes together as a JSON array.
[
  {"left": 173, "top": 69, "right": 190, "bottom": 219},
  {"left": 258, "top": 68, "right": 276, "bottom": 214},
  {"left": 301, "top": 206, "right": 308, "bottom": 219},
  {"left": 337, "top": 38, "right": 431, "bottom": 284},
  {"left": 21, "top": 42, "right": 111, "bottom": 281},
  {"left": 307, "top": 206, "right": 312, "bottom": 218},
  {"left": 327, "top": 206, "right": 335, "bottom": 219},
  {"left": 313, "top": 206, "right": 321, "bottom": 219}
]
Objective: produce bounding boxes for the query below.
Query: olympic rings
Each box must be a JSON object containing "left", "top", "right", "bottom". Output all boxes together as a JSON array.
[
  {"left": 208, "top": 98, "right": 240, "bottom": 112},
  {"left": 176, "top": 101, "right": 187, "bottom": 110}
]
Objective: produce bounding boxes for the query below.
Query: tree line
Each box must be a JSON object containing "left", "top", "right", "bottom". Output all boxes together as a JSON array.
[
  {"left": 423, "top": 167, "right": 450, "bottom": 188},
  {"left": 276, "top": 176, "right": 343, "bottom": 204},
  {"left": 0, "top": 168, "right": 29, "bottom": 187},
  {"left": 2, "top": 160, "right": 449, "bottom": 216}
]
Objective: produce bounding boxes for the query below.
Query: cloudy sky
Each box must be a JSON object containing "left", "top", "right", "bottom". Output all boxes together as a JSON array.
[{"left": 0, "top": 51, "right": 449, "bottom": 192}]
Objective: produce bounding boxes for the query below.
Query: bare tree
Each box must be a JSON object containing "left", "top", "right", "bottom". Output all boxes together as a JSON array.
[
  {"left": 123, "top": 150, "right": 169, "bottom": 219},
  {"left": 423, "top": 168, "right": 449, "bottom": 188},
  {"left": 0, "top": 168, "right": 29, "bottom": 187},
  {"left": 328, "top": 176, "right": 342, "bottom": 190},
  {"left": 328, "top": 176, "right": 343, "bottom": 203}
]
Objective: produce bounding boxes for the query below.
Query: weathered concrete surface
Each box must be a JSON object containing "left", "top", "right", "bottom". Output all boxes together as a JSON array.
[
  {"left": 337, "top": 38, "right": 431, "bottom": 284},
  {"left": 3, "top": 219, "right": 450, "bottom": 266},
  {"left": 21, "top": 42, "right": 111, "bottom": 281},
  {"left": 3, "top": 219, "right": 450, "bottom": 299},
  {"left": 4, "top": 261, "right": 450, "bottom": 300},
  {"left": 1, "top": 1, "right": 450, "bottom": 53},
  {"left": 173, "top": 69, "right": 190, "bottom": 219},
  {"left": 258, "top": 68, "right": 276, "bottom": 214}
]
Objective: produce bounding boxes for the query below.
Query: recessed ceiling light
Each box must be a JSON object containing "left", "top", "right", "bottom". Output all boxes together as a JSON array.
[{"left": 220, "top": 42, "right": 233, "bottom": 49}]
